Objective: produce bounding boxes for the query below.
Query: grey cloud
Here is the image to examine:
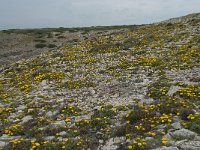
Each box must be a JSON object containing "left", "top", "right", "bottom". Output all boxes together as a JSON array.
[{"left": 0, "top": 0, "right": 200, "bottom": 29}]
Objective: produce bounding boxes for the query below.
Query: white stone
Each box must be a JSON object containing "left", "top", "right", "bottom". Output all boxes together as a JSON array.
[
  {"left": 52, "top": 120, "right": 66, "bottom": 128},
  {"left": 41, "top": 80, "right": 48, "bottom": 86},
  {"left": 153, "top": 146, "right": 179, "bottom": 150},
  {"left": 101, "top": 138, "right": 118, "bottom": 150},
  {"left": 167, "top": 86, "right": 180, "bottom": 96},
  {"left": 171, "top": 122, "right": 181, "bottom": 130},
  {"left": 59, "top": 131, "right": 67, "bottom": 136},
  {"left": 0, "top": 141, "right": 7, "bottom": 147},
  {"left": 180, "top": 141, "right": 200, "bottom": 150},
  {"left": 21, "top": 115, "right": 33, "bottom": 124},
  {"left": 44, "top": 136, "right": 55, "bottom": 141},
  {"left": 16, "top": 105, "right": 26, "bottom": 110},
  {"left": 91, "top": 89, "right": 96, "bottom": 95},
  {"left": 171, "top": 129, "right": 197, "bottom": 139}
]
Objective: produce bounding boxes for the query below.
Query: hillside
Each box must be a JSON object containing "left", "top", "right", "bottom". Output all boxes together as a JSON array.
[
  {"left": 0, "top": 13, "right": 200, "bottom": 150},
  {"left": 0, "top": 25, "right": 138, "bottom": 66}
]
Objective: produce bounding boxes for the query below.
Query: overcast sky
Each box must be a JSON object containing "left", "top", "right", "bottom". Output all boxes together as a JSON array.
[{"left": 0, "top": 0, "right": 200, "bottom": 29}]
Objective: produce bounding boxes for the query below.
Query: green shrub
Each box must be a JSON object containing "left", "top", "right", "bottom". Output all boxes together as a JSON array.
[
  {"left": 125, "top": 105, "right": 147, "bottom": 124},
  {"left": 47, "top": 44, "right": 57, "bottom": 48},
  {"left": 180, "top": 109, "right": 195, "bottom": 120},
  {"left": 35, "top": 43, "right": 46, "bottom": 48},
  {"left": 90, "top": 43, "right": 119, "bottom": 53},
  {"left": 55, "top": 33, "right": 61, "bottom": 36},
  {"left": 34, "top": 39, "right": 46, "bottom": 43},
  {"left": 57, "top": 36, "right": 65, "bottom": 39},
  {"left": 186, "top": 118, "right": 200, "bottom": 134},
  {"left": 47, "top": 33, "right": 53, "bottom": 38}
]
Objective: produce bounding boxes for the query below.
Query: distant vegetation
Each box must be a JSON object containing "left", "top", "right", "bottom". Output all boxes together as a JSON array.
[
  {"left": 35, "top": 43, "right": 57, "bottom": 49},
  {"left": 35, "top": 43, "right": 47, "bottom": 48},
  {"left": 1, "top": 25, "right": 141, "bottom": 37},
  {"left": 47, "top": 44, "right": 57, "bottom": 48}
]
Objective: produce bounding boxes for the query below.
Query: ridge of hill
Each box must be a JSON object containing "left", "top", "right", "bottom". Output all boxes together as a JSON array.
[{"left": 0, "top": 13, "right": 200, "bottom": 150}]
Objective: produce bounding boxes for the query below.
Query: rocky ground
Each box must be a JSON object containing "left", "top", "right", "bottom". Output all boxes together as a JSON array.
[
  {"left": 0, "top": 13, "right": 200, "bottom": 150},
  {"left": 0, "top": 30, "right": 82, "bottom": 66},
  {"left": 0, "top": 26, "right": 128, "bottom": 66}
]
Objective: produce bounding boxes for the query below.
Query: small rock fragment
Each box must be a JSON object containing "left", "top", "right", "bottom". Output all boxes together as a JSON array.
[
  {"left": 21, "top": 115, "right": 33, "bottom": 124},
  {"left": 167, "top": 86, "right": 180, "bottom": 96}
]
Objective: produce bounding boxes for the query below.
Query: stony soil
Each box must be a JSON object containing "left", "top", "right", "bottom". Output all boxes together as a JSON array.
[
  {"left": 0, "top": 27, "right": 126, "bottom": 66},
  {"left": 0, "top": 29, "right": 88, "bottom": 66}
]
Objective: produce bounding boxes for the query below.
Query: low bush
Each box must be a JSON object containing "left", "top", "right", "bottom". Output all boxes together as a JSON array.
[
  {"left": 35, "top": 43, "right": 46, "bottom": 48},
  {"left": 47, "top": 44, "right": 57, "bottom": 48}
]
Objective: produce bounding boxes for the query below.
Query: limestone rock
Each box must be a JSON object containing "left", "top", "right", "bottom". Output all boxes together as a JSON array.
[
  {"left": 44, "top": 136, "right": 55, "bottom": 141},
  {"left": 21, "top": 115, "right": 33, "bottom": 124},
  {"left": 59, "top": 131, "right": 67, "bottom": 136},
  {"left": 171, "top": 122, "right": 181, "bottom": 130},
  {"left": 0, "top": 134, "right": 21, "bottom": 141},
  {"left": 167, "top": 86, "right": 180, "bottom": 96},
  {"left": 180, "top": 141, "right": 200, "bottom": 150},
  {"left": 46, "top": 110, "right": 58, "bottom": 117},
  {"left": 0, "top": 141, "right": 7, "bottom": 147},
  {"left": 51, "top": 120, "right": 66, "bottom": 128},
  {"left": 41, "top": 80, "right": 48, "bottom": 86},
  {"left": 171, "top": 129, "right": 197, "bottom": 139},
  {"left": 153, "top": 146, "right": 179, "bottom": 150},
  {"left": 101, "top": 138, "right": 119, "bottom": 150}
]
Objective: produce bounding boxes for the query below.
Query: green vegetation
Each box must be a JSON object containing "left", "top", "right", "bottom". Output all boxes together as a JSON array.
[
  {"left": 35, "top": 43, "right": 47, "bottom": 48},
  {"left": 47, "top": 44, "right": 57, "bottom": 48},
  {"left": 34, "top": 39, "right": 47, "bottom": 43}
]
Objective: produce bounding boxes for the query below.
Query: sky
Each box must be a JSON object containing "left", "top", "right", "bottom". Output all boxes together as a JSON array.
[{"left": 0, "top": 0, "right": 200, "bottom": 30}]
